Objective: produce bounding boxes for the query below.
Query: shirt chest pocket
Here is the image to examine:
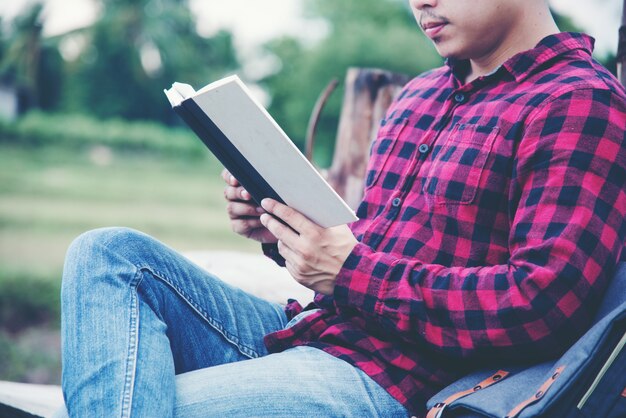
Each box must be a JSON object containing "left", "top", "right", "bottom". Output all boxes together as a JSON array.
[
  {"left": 364, "top": 118, "right": 409, "bottom": 190},
  {"left": 423, "top": 123, "right": 500, "bottom": 205}
]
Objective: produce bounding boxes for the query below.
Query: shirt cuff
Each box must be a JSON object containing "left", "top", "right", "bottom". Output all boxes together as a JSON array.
[
  {"left": 333, "top": 242, "right": 390, "bottom": 316},
  {"left": 262, "top": 242, "right": 285, "bottom": 267}
]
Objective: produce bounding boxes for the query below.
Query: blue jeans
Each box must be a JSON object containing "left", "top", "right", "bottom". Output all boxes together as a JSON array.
[{"left": 56, "top": 227, "right": 408, "bottom": 417}]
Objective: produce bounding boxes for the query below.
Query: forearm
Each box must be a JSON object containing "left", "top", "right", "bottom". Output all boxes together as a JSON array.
[{"left": 334, "top": 231, "right": 622, "bottom": 360}]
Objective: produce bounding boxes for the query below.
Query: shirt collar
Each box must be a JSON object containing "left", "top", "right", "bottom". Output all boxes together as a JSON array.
[{"left": 446, "top": 32, "right": 595, "bottom": 84}]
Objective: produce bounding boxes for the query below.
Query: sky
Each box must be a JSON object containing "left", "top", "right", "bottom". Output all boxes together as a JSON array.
[{"left": 0, "top": 0, "right": 623, "bottom": 58}]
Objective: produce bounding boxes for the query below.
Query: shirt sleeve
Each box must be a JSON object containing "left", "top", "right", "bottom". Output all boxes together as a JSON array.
[
  {"left": 262, "top": 242, "right": 286, "bottom": 267},
  {"left": 332, "top": 87, "right": 626, "bottom": 360}
]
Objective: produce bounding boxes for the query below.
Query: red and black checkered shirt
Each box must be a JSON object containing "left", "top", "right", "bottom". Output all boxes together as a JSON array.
[{"left": 263, "top": 32, "right": 626, "bottom": 415}]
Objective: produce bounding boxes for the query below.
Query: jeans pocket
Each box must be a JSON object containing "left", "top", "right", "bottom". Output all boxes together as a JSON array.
[{"left": 424, "top": 123, "right": 500, "bottom": 205}]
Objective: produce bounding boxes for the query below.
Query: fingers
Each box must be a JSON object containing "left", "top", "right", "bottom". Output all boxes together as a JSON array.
[
  {"left": 279, "top": 243, "right": 316, "bottom": 277},
  {"left": 222, "top": 170, "right": 254, "bottom": 202},
  {"left": 226, "top": 201, "right": 264, "bottom": 218},
  {"left": 224, "top": 184, "right": 252, "bottom": 202},
  {"left": 277, "top": 239, "right": 298, "bottom": 263},
  {"left": 221, "top": 169, "right": 252, "bottom": 197},
  {"left": 221, "top": 169, "right": 276, "bottom": 243},
  {"left": 223, "top": 169, "right": 248, "bottom": 201},
  {"left": 260, "top": 212, "right": 300, "bottom": 248},
  {"left": 221, "top": 169, "right": 239, "bottom": 186},
  {"left": 261, "top": 199, "right": 314, "bottom": 235},
  {"left": 279, "top": 242, "right": 304, "bottom": 278},
  {"left": 231, "top": 217, "right": 264, "bottom": 235}
]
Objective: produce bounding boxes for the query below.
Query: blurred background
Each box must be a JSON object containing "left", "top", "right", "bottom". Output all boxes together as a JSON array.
[{"left": 0, "top": 0, "right": 621, "bottom": 385}]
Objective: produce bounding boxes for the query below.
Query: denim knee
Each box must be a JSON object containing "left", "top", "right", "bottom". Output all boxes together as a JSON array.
[
  {"left": 65, "top": 226, "right": 143, "bottom": 264},
  {"left": 62, "top": 227, "right": 146, "bottom": 293}
]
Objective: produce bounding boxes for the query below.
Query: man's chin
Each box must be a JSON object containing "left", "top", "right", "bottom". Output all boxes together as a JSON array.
[{"left": 433, "top": 45, "right": 468, "bottom": 61}]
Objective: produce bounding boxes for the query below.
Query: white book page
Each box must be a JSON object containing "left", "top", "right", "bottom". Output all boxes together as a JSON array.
[
  {"left": 164, "top": 83, "right": 196, "bottom": 106},
  {"left": 190, "top": 76, "right": 357, "bottom": 227}
]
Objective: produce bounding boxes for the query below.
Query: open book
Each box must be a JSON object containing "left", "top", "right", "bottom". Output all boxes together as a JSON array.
[{"left": 164, "top": 75, "right": 357, "bottom": 228}]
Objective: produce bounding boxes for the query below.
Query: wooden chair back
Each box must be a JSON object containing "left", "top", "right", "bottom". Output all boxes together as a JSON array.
[{"left": 307, "top": 68, "right": 410, "bottom": 210}]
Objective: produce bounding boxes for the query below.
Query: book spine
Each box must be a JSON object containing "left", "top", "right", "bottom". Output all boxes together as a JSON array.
[{"left": 174, "top": 100, "right": 285, "bottom": 207}]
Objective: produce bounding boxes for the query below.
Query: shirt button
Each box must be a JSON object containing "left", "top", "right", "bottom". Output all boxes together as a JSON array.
[
  {"left": 454, "top": 93, "right": 466, "bottom": 103},
  {"left": 392, "top": 197, "right": 401, "bottom": 207},
  {"left": 418, "top": 143, "right": 430, "bottom": 154}
]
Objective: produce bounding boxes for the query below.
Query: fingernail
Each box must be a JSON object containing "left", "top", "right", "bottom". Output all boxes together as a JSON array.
[
  {"left": 242, "top": 190, "right": 250, "bottom": 199},
  {"left": 256, "top": 207, "right": 265, "bottom": 214},
  {"left": 261, "top": 199, "right": 270, "bottom": 209},
  {"left": 260, "top": 213, "right": 269, "bottom": 224}
]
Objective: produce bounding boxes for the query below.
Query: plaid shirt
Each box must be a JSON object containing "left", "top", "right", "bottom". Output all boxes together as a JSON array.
[{"left": 263, "top": 33, "right": 626, "bottom": 415}]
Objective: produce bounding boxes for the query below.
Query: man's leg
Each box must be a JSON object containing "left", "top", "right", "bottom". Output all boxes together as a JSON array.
[
  {"left": 60, "top": 227, "right": 288, "bottom": 417},
  {"left": 173, "top": 346, "right": 409, "bottom": 417}
]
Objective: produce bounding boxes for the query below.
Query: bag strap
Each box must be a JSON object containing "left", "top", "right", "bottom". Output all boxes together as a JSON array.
[
  {"left": 426, "top": 370, "right": 509, "bottom": 418},
  {"left": 504, "top": 365, "right": 566, "bottom": 418}
]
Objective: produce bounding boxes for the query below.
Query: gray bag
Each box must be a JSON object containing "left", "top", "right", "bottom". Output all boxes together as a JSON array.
[{"left": 426, "top": 263, "right": 626, "bottom": 418}]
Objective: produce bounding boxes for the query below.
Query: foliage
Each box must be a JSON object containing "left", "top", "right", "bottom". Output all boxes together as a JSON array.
[
  {"left": 262, "top": 0, "right": 442, "bottom": 166},
  {"left": 0, "top": 3, "right": 65, "bottom": 112},
  {"left": 0, "top": 270, "right": 60, "bottom": 332},
  {"left": 0, "top": 327, "right": 61, "bottom": 383},
  {"left": 0, "top": 3, "right": 44, "bottom": 88},
  {"left": 0, "top": 0, "right": 239, "bottom": 123},
  {"left": 59, "top": 0, "right": 239, "bottom": 123},
  {"left": 0, "top": 269, "right": 61, "bottom": 381},
  {"left": 0, "top": 111, "right": 206, "bottom": 157},
  {"left": 551, "top": 8, "right": 580, "bottom": 34}
]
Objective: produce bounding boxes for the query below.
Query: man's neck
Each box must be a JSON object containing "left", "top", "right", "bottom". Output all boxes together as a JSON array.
[{"left": 465, "top": 9, "right": 559, "bottom": 84}]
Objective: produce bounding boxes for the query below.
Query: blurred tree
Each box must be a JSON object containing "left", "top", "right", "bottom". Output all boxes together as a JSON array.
[
  {"left": 551, "top": 9, "right": 579, "bottom": 33},
  {"left": 602, "top": 53, "right": 618, "bottom": 76},
  {"left": 0, "top": 3, "right": 58, "bottom": 114},
  {"left": 62, "top": 0, "right": 239, "bottom": 123},
  {"left": 262, "top": 0, "right": 442, "bottom": 166}
]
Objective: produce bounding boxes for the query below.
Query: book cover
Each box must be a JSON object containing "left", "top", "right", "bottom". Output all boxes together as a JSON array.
[{"left": 164, "top": 75, "right": 358, "bottom": 228}]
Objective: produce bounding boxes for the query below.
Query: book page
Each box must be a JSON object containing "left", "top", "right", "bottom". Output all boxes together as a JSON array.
[
  {"left": 164, "top": 83, "right": 196, "bottom": 107},
  {"left": 189, "top": 76, "right": 357, "bottom": 227}
]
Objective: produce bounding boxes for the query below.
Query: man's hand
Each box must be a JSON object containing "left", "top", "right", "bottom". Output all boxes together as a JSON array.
[
  {"left": 222, "top": 169, "right": 278, "bottom": 244},
  {"left": 259, "top": 198, "right": 358, "bottom": 295}
]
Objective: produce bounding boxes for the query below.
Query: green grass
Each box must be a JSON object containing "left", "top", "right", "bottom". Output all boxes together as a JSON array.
[
  {"left": 0, "top": 111, "right": 206, "bottom": 157},
  {"left": 0, "top": 142, "right": 260, "bottom": 383},
  {"left": 0, "top": 143, "right": 258, "bottom": 277}
]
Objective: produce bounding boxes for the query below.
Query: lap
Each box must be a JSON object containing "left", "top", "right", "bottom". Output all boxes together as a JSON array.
[
  {"left": 60, "top": 228, "right": 408, "bottom": 416},
  {"left": 174, "top": 346, "right": 408, "bottom": 417},
  {"left": 66, "top": 227, "right": 289, "bottom": 367}
]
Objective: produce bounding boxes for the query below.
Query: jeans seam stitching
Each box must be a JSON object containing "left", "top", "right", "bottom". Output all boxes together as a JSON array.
[
  {"left": 136, "top": 265, "right": 261, "bottom": 359},
  {"left": 120, "top": 267, "right": 142, "bottom": 418}
]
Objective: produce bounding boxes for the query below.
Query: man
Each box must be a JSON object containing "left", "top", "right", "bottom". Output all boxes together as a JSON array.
[{"left": 58, "top": 0, "right": 626, "bottom": 417}]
